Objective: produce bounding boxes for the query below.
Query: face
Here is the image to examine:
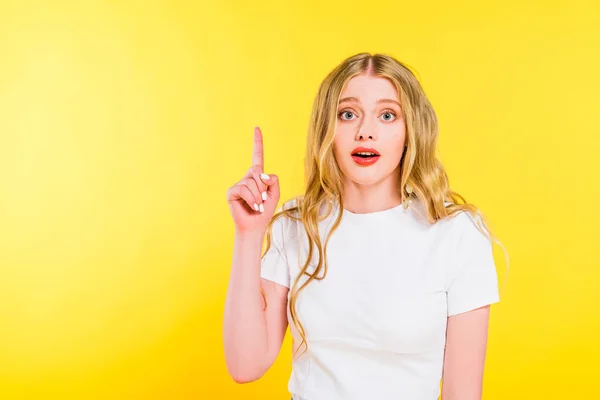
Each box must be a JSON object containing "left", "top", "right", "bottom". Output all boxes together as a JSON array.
[{"left": 333, "top": 73, "right": 407, "bottom": 187}]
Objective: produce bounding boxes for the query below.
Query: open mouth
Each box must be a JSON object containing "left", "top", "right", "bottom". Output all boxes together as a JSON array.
[
  {"left": 351, "top": 151, "right": 379, "bottom": 158},
  {"left": 351, "top": 148, "right": 380, "bottom": 165}
]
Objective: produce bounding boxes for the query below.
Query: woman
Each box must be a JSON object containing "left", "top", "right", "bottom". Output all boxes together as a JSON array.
[{"left": 223, "top": 52, "right": 505, "bottom": 400}]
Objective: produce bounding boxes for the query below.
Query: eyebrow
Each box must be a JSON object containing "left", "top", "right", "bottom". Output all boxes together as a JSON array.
[{"left": 338, "top": 96, "right": 401, "bottom": 107}]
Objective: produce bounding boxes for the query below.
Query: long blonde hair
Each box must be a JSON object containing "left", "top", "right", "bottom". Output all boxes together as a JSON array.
[{"left": 263, "top": 52, "right": 509, "bottom": 358}]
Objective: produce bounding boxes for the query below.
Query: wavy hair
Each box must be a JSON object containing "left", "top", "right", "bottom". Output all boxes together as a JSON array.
[{"left": 262, "top": 52, "right": 509, "bottom": 359}]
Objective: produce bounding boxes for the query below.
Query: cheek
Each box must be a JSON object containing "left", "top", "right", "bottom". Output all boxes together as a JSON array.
[
  {"left": 333, "top": 125, "right": 354, "bottom": 155},
  {"left": 335, "top": 123, "right": 354, "bottom": 140},
  {"left": 383, "top": 123, "right": 406, "bottom": 143},
  {"left": 380, "top": 126, "right": 407, "bottom": 164}
]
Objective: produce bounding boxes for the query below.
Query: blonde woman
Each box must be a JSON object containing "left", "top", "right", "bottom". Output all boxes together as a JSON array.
[{"left": 224, "top": 53, "right": 504, "bottom": 400}]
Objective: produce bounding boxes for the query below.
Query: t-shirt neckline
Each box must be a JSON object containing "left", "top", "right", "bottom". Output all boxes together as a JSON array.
[{"left": 340, "top": 201, "right": 408, "bottom": 219}]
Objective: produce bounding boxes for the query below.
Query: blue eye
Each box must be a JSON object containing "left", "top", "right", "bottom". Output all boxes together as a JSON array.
[
  {"left": 381, "top": 112, "right": 396, "bottom": 122},
  {"left": 338, "top": 110, "right": 397, "bottom": 122},
  {"left": 339, "top": 110, "right": 356, "bottom": 121}
]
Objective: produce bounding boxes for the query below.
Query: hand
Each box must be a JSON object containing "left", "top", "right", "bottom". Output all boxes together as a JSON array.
[{"left": 226, "top": 127, "right": 280, "bottom": 234}]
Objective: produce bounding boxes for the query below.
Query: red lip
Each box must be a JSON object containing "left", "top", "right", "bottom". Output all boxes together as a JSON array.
[
  {"left": 351, "top": 147, "right": 380, "bottom": 156},
  {"left": 351, "top": 147, "right": 380, "bottom": 166}
]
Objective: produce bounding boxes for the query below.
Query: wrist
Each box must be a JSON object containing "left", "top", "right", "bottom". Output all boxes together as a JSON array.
[{"left": 234, "top": 229, "right": 265, "bottom": 241}]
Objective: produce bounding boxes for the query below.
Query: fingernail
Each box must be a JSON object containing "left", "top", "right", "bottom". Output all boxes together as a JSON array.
[
  {"left": 259, "top": 204, "right": 264, "bottom": 213},
  {"left": 262, "top": 191, "right": 267, "bottom": 201},
  {"left": 260, "top": 173, "right": 270, "bottom": 180},
  {"left": 253, "top": 203, "right": 259, "bottom": 211}
]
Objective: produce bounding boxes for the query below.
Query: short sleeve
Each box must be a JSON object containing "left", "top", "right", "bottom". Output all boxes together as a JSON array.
[
  {"left": 260, "top": 213, "right": 291, "bottom": 288},
  {"left": 447, "top": 212, "right": 500, "bottom": 316}
]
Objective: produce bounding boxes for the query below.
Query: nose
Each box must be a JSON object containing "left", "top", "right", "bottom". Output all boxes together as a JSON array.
[{"left": 355, "top": 117, "right": 377, "bottom": 141}]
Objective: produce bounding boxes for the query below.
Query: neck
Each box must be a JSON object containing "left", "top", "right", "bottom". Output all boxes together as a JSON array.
[{"left": 341, "top": 170, "right": 402, "bottom": 214}]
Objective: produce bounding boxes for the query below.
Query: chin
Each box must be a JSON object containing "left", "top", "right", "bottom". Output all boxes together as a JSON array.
[
  {"left": 342, "top": 163, "right": 399, "bottom": 187},
  {"left": 350, "top": 178, "right": 381, "bottom": 186},
  {"left": 344, "top": 170, "right": 385, "bottom": 186}
]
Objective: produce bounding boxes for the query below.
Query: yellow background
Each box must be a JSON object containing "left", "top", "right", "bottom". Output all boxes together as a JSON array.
[{"left": 1, "top": 0, "right": 598, "bottom": 398}]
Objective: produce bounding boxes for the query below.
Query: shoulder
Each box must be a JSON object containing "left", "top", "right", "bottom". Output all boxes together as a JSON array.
[
  {"left": 437, "top": 205, "right": 492, "bottom": 253},
  {"left": 270, "top": 197, "right": 334, "bottom": 242},
  {"left": 277, "top": 197, "right": 302, "bottom": 225},
  {"left": 444, "top": 210, "right": 493, "bottom": 267},
  {"left": 281, "top": 197, "right": 300, "bottom": 213},
  {"left": 269, "top": 197, "right": 302, "bottom": 242},
  {"left": 441, "top": 201, "right": 488, "bottom": 233},
  {"left": 456, "top": 210, "right": 489, "bottom": 242}
]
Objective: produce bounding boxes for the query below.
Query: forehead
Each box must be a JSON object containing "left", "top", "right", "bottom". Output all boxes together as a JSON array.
[{"left": 339, "top": 74, "right": 399, "bottom": 103}]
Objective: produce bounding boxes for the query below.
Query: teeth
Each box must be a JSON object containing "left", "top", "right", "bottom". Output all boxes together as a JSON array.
[{"left": 355, "top": 152, "right": 377, "bottom": 156}]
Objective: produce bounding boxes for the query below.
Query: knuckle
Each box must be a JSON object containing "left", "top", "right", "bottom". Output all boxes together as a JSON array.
[
  {"left": 246, "top": 180, "right": 258, "bottom": 191},
  {"left": 253, "top": 174, "right": 266, "bottom": 187}
]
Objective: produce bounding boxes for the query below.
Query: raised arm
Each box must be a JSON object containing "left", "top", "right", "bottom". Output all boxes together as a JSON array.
[{"left": 223, "top": 127, "right": 289, "bottom": 383}]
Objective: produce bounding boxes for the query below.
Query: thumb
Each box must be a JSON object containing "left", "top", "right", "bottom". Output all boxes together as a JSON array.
[{"left": 260, "top": 173, "right": 280, "bottom": 200}]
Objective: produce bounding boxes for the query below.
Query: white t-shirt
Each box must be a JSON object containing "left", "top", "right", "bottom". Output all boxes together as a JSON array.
[{"left": 260, "top": 198, "right": 500, "bottom": 400}]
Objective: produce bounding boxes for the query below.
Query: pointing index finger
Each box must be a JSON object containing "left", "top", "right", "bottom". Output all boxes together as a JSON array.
[{"left": 253, "top": 126, "right": 264, "bottom": 170}]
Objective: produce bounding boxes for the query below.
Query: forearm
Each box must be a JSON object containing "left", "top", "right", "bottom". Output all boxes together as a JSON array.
[{"left": 223, "top": 231, "right": 269, "bottom": 381}]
